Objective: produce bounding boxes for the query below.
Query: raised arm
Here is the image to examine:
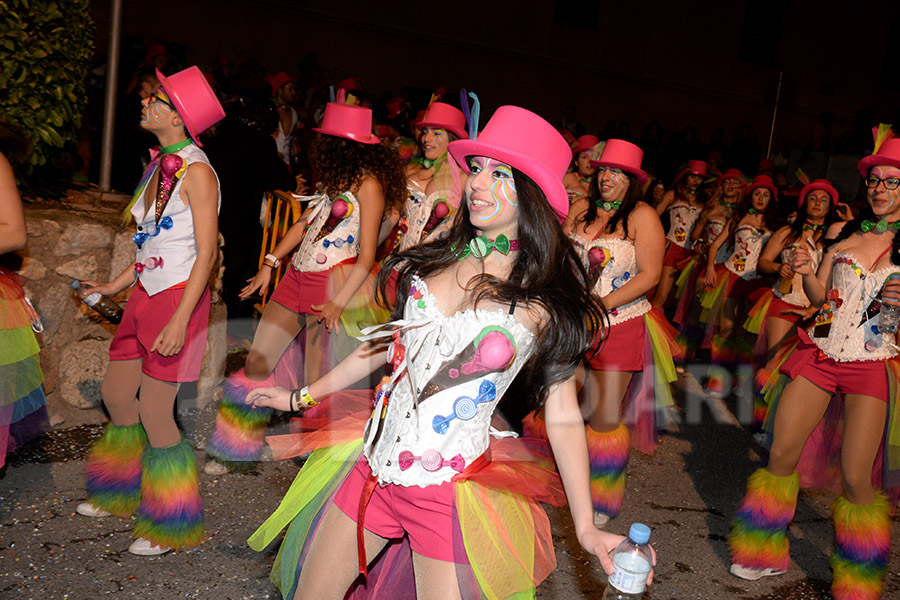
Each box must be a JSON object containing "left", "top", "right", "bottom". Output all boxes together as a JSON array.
[{"left": 655, "top": 189, "right": 675, "bottom": 216}]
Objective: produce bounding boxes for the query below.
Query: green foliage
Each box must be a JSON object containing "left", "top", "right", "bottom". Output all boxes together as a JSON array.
[{"left": 0, "top": 0, "right": 94, "bottom": 180}]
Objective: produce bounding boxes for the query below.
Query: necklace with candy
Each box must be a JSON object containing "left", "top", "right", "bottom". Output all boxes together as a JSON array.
[
  {"left": 122, "top": 139, "right": 193, "bottom": 224},
  {"left": 861, "top": 219, "right": 900, "bottom": 233},
  {"left": 455, "top": 233, "right": 519, "bottom": 259},
  {"left": 598, "top": 199, "right": 622, "bottom": 212}
]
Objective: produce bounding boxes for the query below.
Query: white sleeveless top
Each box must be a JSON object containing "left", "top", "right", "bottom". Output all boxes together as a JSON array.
[
  {"left": 724, "top": 225, "right": 770, "bottom": 279},
  {"left": 808, "top": 251, "right": 898, "bottom": 362},
  {"left": 361, "top": 275, "right": 536, "bottom": 487},
  {"left": 400, "top": 182, "right": 456, "bottom": 251},
  {"left": 666, "top": 202, "right": 700, "bottom": 249},
  {"left": 773, "top": 243, "right": 822, "bottom": 307},
  {"left": 131, "top": 144, "right": 221, "bottom": 296},
  {"left": 291, "top": 191, "right": 362, "bottom": 272},
  {"left": 570, "top": 233, "right": 651, "bottom": 326}
]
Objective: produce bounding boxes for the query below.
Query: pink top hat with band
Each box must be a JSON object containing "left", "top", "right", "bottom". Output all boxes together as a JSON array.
[
  {"left": 799, "top": 179, "right": 838, "bottom": 206},
  {"left": 314, "top": 103, "right": 380, "bottom": 144},
  {"left": 416, "top": 102, "right": 469, "bottom": 139},
  {"left": 448, "top": 106, "right": 571, "bottom": 222},
  {"left": 573, "top": 134, "right": 600, "bottom": 157},
  {"left": 744, "top": 174, "right": 778, "bottom": 198},
  {"left": 156, "top": 66, "right": 225, "bottom": 148},
  {"left": 590, "top": 139, "right": 648, "bottom": 184},
  {"left": 716, "top": 168, "right": 746, "bottom": 187},
  {"left": 267, "top": 72, "right": 296, "bottom": 95},
  {"left": 858, "top": 137, "right": 900, "bottom": 176},
  {"left": 687, "top": 160, "right": 707, "bottom": 176}
]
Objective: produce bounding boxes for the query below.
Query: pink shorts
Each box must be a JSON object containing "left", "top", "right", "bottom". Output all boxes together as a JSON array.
[
  {"left": 108, "top": 284, "right": 210, "bottom": 382},
  {"left": 727, "top": 274, "right": 770, "bottom": 302},
  {"left": 334, "top": 456, "right": 457, "bottom": 562},
  {"left": 766, "top": 296, "right": 805, "bottom": 326},
  {"left": 269, "top": 266, "right": 330, "bottom": 315},
  {"left": 781, "top": 330, "right": 889, "bottom": 400},
  {"left": 588, "top": 313, "right": 646, "bottom": 371},
  {"left": 662, "top": 243, "right": 695, "bottom": 268}
]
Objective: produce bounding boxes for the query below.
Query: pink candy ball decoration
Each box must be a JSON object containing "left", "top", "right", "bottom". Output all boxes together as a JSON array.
[
  {"left": 461, "top": 330, "right": 515, "bottom": 375},
  {"left": 330, "top": 198, "right": 351, "bottom": 220},
  {"left": 160, "top": 153, "right": 184, "bottom": 178},
  {"left": 433, "top": 201, "right": 450, "bottom": 220}
]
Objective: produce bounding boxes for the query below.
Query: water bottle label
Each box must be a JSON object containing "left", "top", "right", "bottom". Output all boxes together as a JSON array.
[
  {"left": 84, "top": 292, "right": 102, "bottom": 307},
  {"left": 609, "top": 554, "right": 650, "bottom": 594}
]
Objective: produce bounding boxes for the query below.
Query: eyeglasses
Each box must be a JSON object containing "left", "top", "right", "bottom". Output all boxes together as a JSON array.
[
  {"left": 148, "top": 92, "right": 175, "bottom": 111},
  {"left": 865, "top": 176, "right": 900, "bottom": 191}
]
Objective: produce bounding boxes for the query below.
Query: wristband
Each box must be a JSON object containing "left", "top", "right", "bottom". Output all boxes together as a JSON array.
[
  {"left": 264, "top": 253, "right": 281, "bottom": 268},
  {"left": 289, "top": 389, "right": 299, "bottom": 412},
  {"left": 299, "top": 386, "right": 318, "bottom": 408}
]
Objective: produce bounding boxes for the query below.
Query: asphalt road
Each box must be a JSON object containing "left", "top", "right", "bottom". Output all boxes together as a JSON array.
[{"left": 2, "top": 372, "right": 899, "bottom": 599}]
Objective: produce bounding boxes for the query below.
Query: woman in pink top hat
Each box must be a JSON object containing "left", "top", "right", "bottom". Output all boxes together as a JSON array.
[
  {"left": 203, "top": 101, "right": 406, "bottom": 475},
  {"left": 76, "top": 66, "right": 225, "bottom": 556},
  {"left": 399, "top": 101, "right": 468, "bottom": 251},
  {"left": 553, "top": 139, "right": 680, "bottom": 528},
  {"left": 652, "top": 159, "right": 708, "bottom": 308},
  {"left": 242, "top": 106, "right": 654, "bottom": 599},
  {"left": 562, "top": 134, "right": 600, "bottom": 204},
  {"left": 728, "top": 128, "right": 900, "bottom": 600}
]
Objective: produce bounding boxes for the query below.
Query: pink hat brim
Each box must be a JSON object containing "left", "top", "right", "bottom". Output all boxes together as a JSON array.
[
  {"left": 857, "top": 155, "right": 900, "bottom": 177},
  {"left": 449, "top": 139, "right": 569, "bottom": 222},
  {"left": 588, "top": 159, "right": 648, "bottom": 184},
  {"left": 313, "top": 127, "right": 380, "bottom": 145},
  {"left": 799, "top": 181, "right": 839, "bottom": 205},
  {"left": 744, "top": 182, "right": 778, "bottom": 198}
]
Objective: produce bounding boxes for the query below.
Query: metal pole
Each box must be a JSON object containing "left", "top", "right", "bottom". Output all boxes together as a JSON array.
[
  {"left": 98, "top": 0, "right": 122, "bottom": 191},
  {"left": 766, "top": 71, "right": 783, "bottom": 159}
]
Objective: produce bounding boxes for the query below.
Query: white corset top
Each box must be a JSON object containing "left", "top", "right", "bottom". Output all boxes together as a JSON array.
[
  {"left": 725, "top": 225, "right": 770, "bottom": 279},
  {"left": 291, "top": 191, "right": 361, "bottom": 272},
  {"left": 361, "top": 275, "right": 536, "bottom": 487},
  {"left": 666, "top": 202, "right": 700, "bottom": 248},
  {"left": 809, "top": 251, "right": 898, "bottom": 362},
  {"left": 570, "top": 233, "right": 650, "bottom": 326},
  {"left": 774, "top": 243, "right": 821, "bottom": 307},
  {"left": 400, "top": 184, "right": 456, "bottom": 251}
]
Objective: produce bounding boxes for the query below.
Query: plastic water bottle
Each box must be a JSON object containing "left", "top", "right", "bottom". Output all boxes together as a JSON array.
[
  {"left": 603, "top": 523, "right": 653, "bottom": 599},
  {"left": 71, "top": 280, "right": 124, "bottom": 324},
  {"left": 879, "top": 273, "right": 900, "bottom": 334}
]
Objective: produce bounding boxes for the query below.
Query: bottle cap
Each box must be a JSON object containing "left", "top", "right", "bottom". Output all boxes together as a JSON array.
[
  {"left": 628, "top": 523, "right": 651, "bottom": 545},
  {"left": 69, "top": 280, "right": 81, "bottom": 290}
]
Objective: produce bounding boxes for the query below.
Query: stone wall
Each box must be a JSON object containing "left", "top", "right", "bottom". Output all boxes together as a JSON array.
[{"left": 12, "top": 191, "right": 226, "bottom": 432}]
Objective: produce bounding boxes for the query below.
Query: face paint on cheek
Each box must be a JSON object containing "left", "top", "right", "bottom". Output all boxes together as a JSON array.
[
  {"left": 477, "top": 165, "right": 517, "bottom": 223},
  {"left": 601, "top": 171, "right": 629, "bottom": 199},
  {"left": 433, "top": 130, "right": 448, "bottom": 150},
  {"left": 887, "top": 188, "right": 900, "bottom": 211}
]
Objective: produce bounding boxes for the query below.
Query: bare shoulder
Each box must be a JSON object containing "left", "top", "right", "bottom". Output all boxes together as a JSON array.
[
  {"left": 630, "top": 201, "right": 661, "bottom": 223},
  {"left": 826, "top": 220, "right": 848, "bottom": 239},
  {"left": 356, "top": 175, "right": 384, "bottom": 199}
]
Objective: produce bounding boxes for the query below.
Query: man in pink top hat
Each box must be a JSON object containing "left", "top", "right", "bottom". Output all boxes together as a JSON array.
[{"left": 75, "top": 66, "right": 225, "bottom": 557}]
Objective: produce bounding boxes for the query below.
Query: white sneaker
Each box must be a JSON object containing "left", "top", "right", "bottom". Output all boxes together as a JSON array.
[
  {"left": 203, "top": 459, "right": 229, "bottom": 475},
  {"left": 729, "top": 563, "right": 785, "bottom": 580},
  {"left": 128, "top": 537, "right": 172, "bottom": 556},
  {"left": 76, "top": 502, "right": 112, "bottom": 518},
  {"left": 593, "top": 511, "right": 610, "bottom": 529}
]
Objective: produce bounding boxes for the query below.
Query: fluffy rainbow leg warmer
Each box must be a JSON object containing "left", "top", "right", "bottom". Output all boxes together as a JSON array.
[
  {"left": 206, "top": 369, "right": 274, "bottom": 471},
  {"left": 831, "top": 493, "right": 891, "bottom": 600},
  {"left": 729, "top": 468, "right": 799, "bottom": 571},
  {"left": 520, "top": 410, "right": 547, "bottom": 440},
  {"left": 133, "top": 438, "right": 204, "bottom": 549},
  {"left": 84, "top": 423, "right": 148, "bottom": 517},
  {"left": 586, "top": 423, "right": 630, "bottom": 519}
]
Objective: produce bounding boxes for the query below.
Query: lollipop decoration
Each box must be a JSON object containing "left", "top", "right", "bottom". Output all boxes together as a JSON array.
[
  {"left": 155, "top": 154, "right": 186, "bottom": 225},
  {"left": 420, "top": 199, "right": 452, "bottom": 241},
  {"left": 432, "top": 379, "right": 497, "bottom": 434}
]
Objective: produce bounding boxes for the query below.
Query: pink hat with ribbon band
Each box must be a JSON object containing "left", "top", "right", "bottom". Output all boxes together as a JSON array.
[
  {"left": 156, "top": 66, "right": 225, "bottom": 148},
  {"left": 687, "top": 160, "right": 707, "bottom": 176},
  {"left": 314, "top": 102, "right": 380, "bottom": 144},
  {"left": 448, "top": 106, "right": 571, "bottom": 222},
  {"left": 573, "top": 134, "right": 600, "bottom": 157},
  {"left": 744, "top": 174, "right": 778, "bottom": 198},
  {"left": 716, "top": 168, "right": 746, "bottom": 187},
  {"left": 416, "top": 102, "right": 469, "bottom": 139},
  {"left": 267, "top": 72, "right": 296, "bottom": 95},
  {"left": 799, "top": 178, "right": 838, "bottom": 206},
  {"left": 858, "top": 126, "right": 900, "bottom": 176},
  {"left": 590, "top": 139, "right": 648, "bottom": 184}
]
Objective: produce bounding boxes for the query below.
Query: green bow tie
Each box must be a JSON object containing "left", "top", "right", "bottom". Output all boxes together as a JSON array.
[
  {"left": 748, "top": 208, "right": 761, "bottom": 215},
  {"left": 803, "top": 222, "right": 825, "bottom": 232},
  {"left": 721, "top": 201, "right": 737, "bottom": 210},
  {"left": 598, "top": 199, "right": 622, "bottom": 211},
  {"left": 861, "top": 219, "right": 900, "bottom": 233},
  {"left": 456, "top": 234, "right": 519, "bottom": 259}
]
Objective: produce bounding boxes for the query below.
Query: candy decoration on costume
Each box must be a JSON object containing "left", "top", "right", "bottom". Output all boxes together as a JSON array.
[
  {"left": 831, "top": 493, "right": 891, "bottom": 600},
  {"left": 155, "top": 153, "right": 186, "bottom": 225},
  {"left": 133, "top": 216, "right": 173, "bottom": 248},
  {"left": 420, "top": 199, "right": 452, "bottom": 241},
  {"left": 313, "top": 194, "right": 355, "bottom": 244},
  {"left": 432, "top": 379, "right": 497, "bottom": 434},
  {"left": 206, "top": 369, "right": 275, "bottom": 471},
  {"left": 861, "top": 219, "right": 900, "bottom": 233},
  {"left": 586, "top": 423, "right": 630, "bottom": 519},
  {"left": 134, "top": 256, "right": 164, "bottom": 273},
  {"left": 729, "top": 468, "right": 799, "bottom": 573},
  {"left": 611, "top": 271, "right": 631, "bottom": 290},
  {"left": 133, "top": 438, "right": 204, "bottom": 549},
  {"left": 587, "top": 246, "right": 611, "bottom": 280},
  {"left": 398, "top": 449, "right": 466, "bottom": 472},
  {"left": 418, "top": 326, "right": 516, "bottom": 402},
  {"left": 83, "top": 423, "right": 148, "bottom": 517},
  {"left": 322, "top": 235, "right": 355, "bottom": 249}
]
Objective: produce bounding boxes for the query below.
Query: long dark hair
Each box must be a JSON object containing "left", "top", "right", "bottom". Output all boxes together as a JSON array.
[
  {"left": 782, "top": 192, "right": 837, "bottom": 247},
  {"left": 727, "top": 187, "right": 779, "bottom": 240},
  {"left": 582, "top": 171, "right": 644, "bottom": 239},
  {"left": 377, "top": 168, "right": 607, "bottom": 408}
]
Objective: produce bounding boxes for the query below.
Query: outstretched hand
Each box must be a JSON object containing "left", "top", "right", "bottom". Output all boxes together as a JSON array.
[
  {"left": 246, "top": 386, "right": 293, "bottom": 411},
  {"left": 578, "top": 527, "right": 655, "bottom": 585},
  {"left": 240, "top": 268, "right": 272, "bottom": 299}
]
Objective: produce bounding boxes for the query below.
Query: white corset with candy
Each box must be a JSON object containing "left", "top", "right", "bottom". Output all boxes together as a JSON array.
[
  {"left": 773, "top": 243, "right": 821, "bottom": 307},
  {"left": 400, "top": 184, "right": 456, "bottom": 251},
  {"left": 666, "top": 202, "right": 700, "bottom": 249},
  {"left": 361, "top": 275, "right": 536, "bottom": 487},
  {"left": 291, "top": 191, "right": 362, "bottom": 272},
  {"left": 724, "top": 225, "right": 770, "bottom": 279}
]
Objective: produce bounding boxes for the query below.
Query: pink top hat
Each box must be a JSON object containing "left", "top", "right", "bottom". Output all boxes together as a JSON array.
[
  {"left": 156, "top": 66, "right": 225, "bottom": 148},
  {"left": 744, "top": 174, "right": 778, "bottom": 198},
  {"left": 267, "top": 72, "right": 296, "bottom": 95},
  {"left": 716, "top": 168, "right": 746, "bottom": 187},
  {"left": 416, "top": 102, "right": 469, "bottom": 139},
  {"left": 687, "top": 160, "right": 707, "bottom": 176},
  {"left": 858, "top": 137, "right": 900, "bottom": 176},
  {"left": 448, "top": 106, "right": 571, "bottom": 222},
  {"left": 314, "top": 102, "right": 380, "bottom": 144},
  {"left": 573, "top": 134, "right": 600, "bottom": 157},
  {"left": 799, "top": 179, "right": 838, "bottom": 206},
  {"left": 590, "top": 139, "right": 648, "bottom": 184}
]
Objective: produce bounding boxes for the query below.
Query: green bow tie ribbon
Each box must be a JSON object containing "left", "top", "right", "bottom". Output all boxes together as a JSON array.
[
  {"left": 721, "top": 201, "right": 737, "bottom": 210},
  {"left": 598, "top": 199, "right": 622, "bottom": 211},
  {"left": 861, "top": 219, "right": 900, "bottom": 233},
  {"left": 803, "top": 222, "right": 825, "bottom": 232},
  {"left": 748, "top": 208, "right": 761, "bottom": 215},
  {"left": 456, "top": 234, "right": 518, "bottom": 259}
]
